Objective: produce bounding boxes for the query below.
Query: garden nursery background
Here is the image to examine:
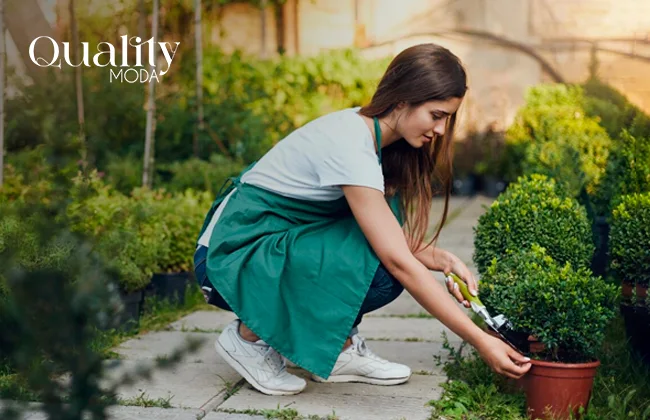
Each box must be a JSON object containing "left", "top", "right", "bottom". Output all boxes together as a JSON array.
[{"left": 1, "top": 0, "right": 650, "bottom": 419}]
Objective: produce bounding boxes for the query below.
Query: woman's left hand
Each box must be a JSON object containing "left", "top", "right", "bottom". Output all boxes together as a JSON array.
[{"left": 437, "top": 249, "right": 479, "bottom": 308}]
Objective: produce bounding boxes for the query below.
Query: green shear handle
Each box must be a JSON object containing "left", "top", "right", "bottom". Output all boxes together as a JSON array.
[{"left": 447, "top": 272, "right": 483, "bottom": 306}]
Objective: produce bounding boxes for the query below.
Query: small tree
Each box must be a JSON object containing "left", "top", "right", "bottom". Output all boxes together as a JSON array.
[
  {"left": 142, "top": 0, "right": 159, "bottom": 188},
  {"left": 0, "top": 0, "right": 5, "bottom": 187},
  {"left": 194, "top": 0, "right": 203, "bottom": 157},
  {"left": 69, "top": 0, "right": 87, "bottom": 168}
]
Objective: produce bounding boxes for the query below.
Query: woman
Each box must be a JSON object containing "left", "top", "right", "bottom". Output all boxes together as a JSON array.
[{"left": 193, "top": 43, "right": 531, "bottom": 396}]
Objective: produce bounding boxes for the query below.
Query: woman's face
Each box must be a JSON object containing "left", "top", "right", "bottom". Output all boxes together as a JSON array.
[{"left": 397, "top": 97, "right": 463, "bottom": 148}]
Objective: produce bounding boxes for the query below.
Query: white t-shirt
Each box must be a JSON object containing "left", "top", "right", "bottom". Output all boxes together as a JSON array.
[{"left": 197, "top": 107, "right": 384, "bottom": 247}]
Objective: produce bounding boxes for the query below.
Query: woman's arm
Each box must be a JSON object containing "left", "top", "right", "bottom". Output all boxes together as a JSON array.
[
  {"left": 413, "top": 242, "right": 451, "bottom": 272},
  {"left": 413, "top": 242, "right": 478, "bottom": 306},
  {"left": 342, "top": 185, "right": 530, "bottom": 379}
]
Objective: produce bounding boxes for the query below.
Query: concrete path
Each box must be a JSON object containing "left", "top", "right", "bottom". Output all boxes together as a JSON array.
[{"left": 9, "top": 195, "right": 494, "bottom": 420}]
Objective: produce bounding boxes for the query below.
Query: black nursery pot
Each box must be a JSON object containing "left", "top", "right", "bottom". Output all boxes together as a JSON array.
[
  {"left": 590, "top": 216, "right": 610, "bottom": 277},
  {"left": 482, "top": 175, "right": 507, "bottom": 198},
  {"left": 620, "top": 303, "right": 650, "bottom": 365},
  {"left": 452, "top": 175, "right": 476, "bottom": 196},
  {"left": 150, "top": 272, "right": 193, "bottom": 304},
  {"left": 118, "top": 289, "right": 144, "bottom": 330}
]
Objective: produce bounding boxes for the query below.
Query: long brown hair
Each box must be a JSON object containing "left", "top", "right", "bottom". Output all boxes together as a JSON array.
[{"left": 359, "top": 43, "right": 467, "bottom": 252}]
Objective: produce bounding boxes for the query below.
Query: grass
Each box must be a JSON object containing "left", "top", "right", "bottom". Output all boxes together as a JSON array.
[
  {"left": 428, "top": 316, "right": 650, "bottom": 419},
  {"left": 117, "top": 391, "right": 174, "bottom": 408},
  {"left": 219, "top": 407, "right": 339, "bottom": 420},
  {"left": 0, "top": 284, "right": 211, "bottom": 404}
]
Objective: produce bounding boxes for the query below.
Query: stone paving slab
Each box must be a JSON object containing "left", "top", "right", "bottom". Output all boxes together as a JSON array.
[
  {"left": 112, "top": 332, "right": 239, "bottom": 409},
  {"left": 115, "top": 331, "right": 218, "bottom": 362},
  {"left": 169, "top": 310, "right": 237, "bottom": 332},
  {"left": 1, "top": 403, "right": 264, "bottom": 420},
  {"left": 357, "top": 317, "right": 463, "bottom": 344},
  {"left": 104, "top": 359, "right": 239, "bottom": 409},
  {"left": 218, "top": 372, "right": 444, "bottom": 420}
]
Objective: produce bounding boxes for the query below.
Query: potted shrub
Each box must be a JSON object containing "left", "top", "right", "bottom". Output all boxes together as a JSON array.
[
  {"left": 480, "top": 244, "right": 618, "bottom": 419},
  {"left": 473, "top": 174, "right": 595, "bottom": 278},
  {"left": 149, "top": 189, "right": 212, "bottom": 304},
  {"left": 610, "top": 192, "right": 650, "bottom": 362},
  {"left": 66, "top": 172, "right": 170, "bottom": 328}
]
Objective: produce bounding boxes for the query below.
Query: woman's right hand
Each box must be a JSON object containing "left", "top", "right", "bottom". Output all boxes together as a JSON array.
[{"left": 474, "top": 333, "right": 532, "bottom": 379}]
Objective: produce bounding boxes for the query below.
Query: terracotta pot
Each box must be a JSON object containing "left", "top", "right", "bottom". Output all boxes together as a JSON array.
[
  {"left": 528, "top": 335, "right": 546, "bottom": 354},
  {"left": 523, "top": 359, "right": 600, "bottom": 420},
  {"left": 622, "top": 280, "right": 634, "bottom": 300}
]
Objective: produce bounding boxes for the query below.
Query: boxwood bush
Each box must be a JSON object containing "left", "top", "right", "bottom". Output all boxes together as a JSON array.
[
  {"left": 583, "top": 78, "right": 650, "bottom": 140},
  {"left": 609, "top": 193, "right": 650, "bottom": 287},
  {"left": 597, "top": 131, "right": 650, "bottom": 214},
  {"left": 480, "top": 244, "right": 618, "bottom": 363},
  {"left": 473, "top": 174, "right": 595, "bottom": 276},
  {"left": 503, "top": 84, "right": 612, "bottom": 210}
]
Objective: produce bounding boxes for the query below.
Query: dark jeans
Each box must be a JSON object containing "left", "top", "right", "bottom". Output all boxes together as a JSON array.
[{"left": 193, "top": 245, "right": 404, "bottom": 331}]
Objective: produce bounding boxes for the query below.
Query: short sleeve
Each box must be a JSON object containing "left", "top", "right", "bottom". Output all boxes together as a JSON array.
[{"left": 317, "top": 141, "right": 385, "bottom": 194}]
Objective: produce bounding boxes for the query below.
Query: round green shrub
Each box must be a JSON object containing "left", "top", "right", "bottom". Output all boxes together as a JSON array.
[
  {"left": 503, "top": 84, "right": 612, "bottom": 203},
  {"left": 596, "top": 131, "right": 650, "bottom": 214},
  {"left": 480, "top": 244, "right": 618, "bottom": 363},
  {"left": 473, "top": 174, "right": 594, "bottom": 276},
  {"left": 609, "top": 192, "right": 650, "bottom": 286}
]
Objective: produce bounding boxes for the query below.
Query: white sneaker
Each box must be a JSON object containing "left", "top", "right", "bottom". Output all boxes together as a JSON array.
[
  {"left": 312, "top": 335, "right": 411, "bottom": 385},
  {"left": 215, "top": 319, "right": 307, "bottom": 396}
]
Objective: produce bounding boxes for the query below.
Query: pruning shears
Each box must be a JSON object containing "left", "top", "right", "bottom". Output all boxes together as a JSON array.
[{"left": 447, "top": 272, "right": 530, "bottom": 354}]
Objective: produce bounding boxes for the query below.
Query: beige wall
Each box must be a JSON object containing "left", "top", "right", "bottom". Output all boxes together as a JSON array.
[{"left": 206, "top": 0, "right": 650, "bottom": 129}]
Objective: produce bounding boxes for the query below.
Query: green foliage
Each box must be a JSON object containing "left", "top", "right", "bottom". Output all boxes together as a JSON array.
[
  {"left": 473, "top": 174, "right": 594, "bottom": 276},
  {"left": 597, "top": 131, "right": 650, "bottom": 214},
  {"left": 609, "top": 193, "right": 650, "bottom": 286},
  {"left": 65, "top": 172, "right": 171, "bottom": 292},
  {"left": 8, "top": 48, "right": 389, "bottom": 169},
  {"left": 582, "top": 78, "right": 650, "bottom": 140},
  {"left": 160, "top": 154, "right": 244, "bottom": 196},
  {"left": 152, "top": 190, "right": 213, "bottom": 273},
  {"left": 480, "top": 244, "right": 618, "bottom": 362},
  {"left": 429, "top": 380, "right": 526, "bottom": 419},
  {"left": 430, "top": 317, "right": 650, "bottom": 419},
  {"left": 503, "top": 84, "right": 613, "bottom": 209}
]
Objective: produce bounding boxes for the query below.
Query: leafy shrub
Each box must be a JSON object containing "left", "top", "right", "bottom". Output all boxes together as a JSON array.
[
  {"left": 503, "top": 84, "right": 612, "bottom": 207},
  {"left": 160, "top": 154, "right": 244, "bottom": 196},
  {"left": 480, "top": 244, "right": 618, "bottom": 363},
  {"left": 473, "top": 174, "right": 594, "bottom": 276},
  {"left": 609, "top": 193, "right": 650, "bottom": 286},
  {"left": 153, "top": 190, "right": 213, "bottom": 273},
  {"left": 65, "top": 172, "right": 171, "bottom": 292},
  {"left": 583, "top": 78, "right": 650, "bottom": 140},
  {"left": 596, "top": 131, "right": 650, "bottom": 214},
  {"left": 103, "top": 153, "right": 144, "bottom": 195}
]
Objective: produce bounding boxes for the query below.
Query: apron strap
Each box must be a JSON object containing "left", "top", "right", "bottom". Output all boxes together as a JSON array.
[{"left": 373, "top": 117, "right": 382, "bottom": 164}]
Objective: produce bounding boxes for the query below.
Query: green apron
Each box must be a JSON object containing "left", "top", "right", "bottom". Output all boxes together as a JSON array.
[{"left": 197, "top": 117, "right": 403, "bottom": 378}]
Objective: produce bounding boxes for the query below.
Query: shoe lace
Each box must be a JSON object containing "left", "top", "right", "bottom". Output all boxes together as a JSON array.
[
  {"left": 263, "top": 347, "right": 286, "bottom": 374},
  {"left": 352, "top": 335, "right": 387, "bottom": 363}
]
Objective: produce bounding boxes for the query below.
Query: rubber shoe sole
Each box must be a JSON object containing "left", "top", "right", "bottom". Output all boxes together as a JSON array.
[
  {"left": 214, "top": 339, "right": 306, "bottom": 396},
  {"left": 312, "top": 373, "right": 410, "bottom": 386}
]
